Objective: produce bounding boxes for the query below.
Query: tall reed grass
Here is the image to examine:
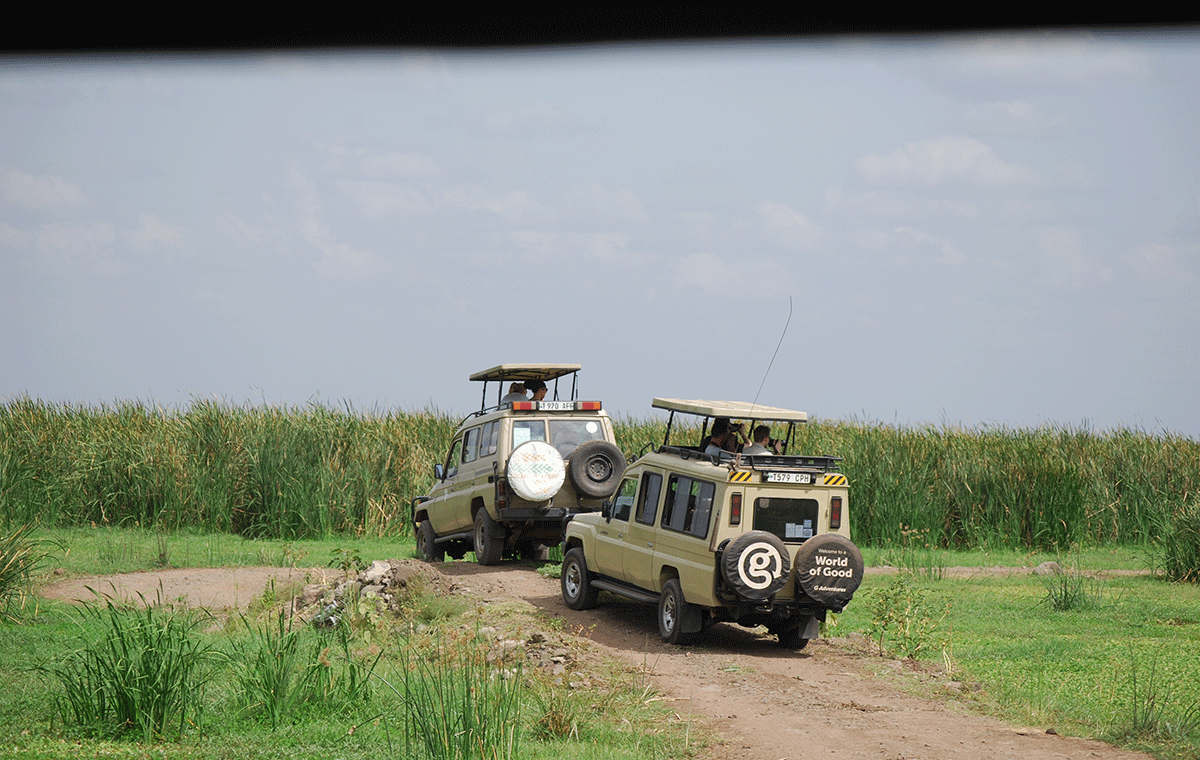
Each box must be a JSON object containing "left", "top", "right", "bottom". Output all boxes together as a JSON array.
[{"left": 2, "top": 397, "right": 1197, "bottom": 550}]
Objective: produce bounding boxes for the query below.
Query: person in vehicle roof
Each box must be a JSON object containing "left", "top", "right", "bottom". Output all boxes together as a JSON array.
[
  {"left": 526, "top": 379, "right": 548, "bottom": 401},
  {"left": 742, "top": 425, "right": 780, "bottom": 455},
  {"left": 703, "top": 417, "right": 747, "bottom": 457},
  {"left": 501, "top": 382, "right": 527, "bottom": 403}
]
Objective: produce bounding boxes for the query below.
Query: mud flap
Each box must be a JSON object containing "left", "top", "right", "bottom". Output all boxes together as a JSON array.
[
  {"left": 681, "top": 604, "right": 703, "bottom": 634},
  {"left": 799, "top": 614, "right": 821, "bottom": 641}
]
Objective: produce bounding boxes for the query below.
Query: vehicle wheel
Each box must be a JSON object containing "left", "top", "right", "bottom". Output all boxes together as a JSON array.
[
  {"left": 561, "top": 548, "right": 600, "bottom": 610},
  {"left": 658, "top": 578, "right": 694, "bottom": 645},
  {"left": 416, "top": 519, "right": 444, "bottom": 562},
  {"left": 721, "top": 531, "right": 791, "bottom": 601},
  {"left": 775, "top": 625, "right": 810, "bottom": 650},
  {"left": 794, "top": 533, "right": 864, "bottom": 609},
  {"left": 567, "top": 440, "right": 628, "bottom": 499},
  {"left": 473, "top": 509, "right": 505, "bottom": 566}
]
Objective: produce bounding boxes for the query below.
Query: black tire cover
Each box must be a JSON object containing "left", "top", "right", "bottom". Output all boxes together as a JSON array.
[
  {"left": 794, "top": 533, "right": 864, "bottom": 608},
  {"left": 721, "top": 531, "right": 791, "bottom": 600},
  {"left": 567, "top": 440, "right": 627, "bottom": 499}
]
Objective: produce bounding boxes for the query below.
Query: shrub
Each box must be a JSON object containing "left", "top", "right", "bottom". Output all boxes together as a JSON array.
[
  {"left": 38, "top": 589, "right": 217, "bottom": 740},
  {"left": 0, "top": 524, "right": 55, "bottom": 623},
  {"left": 863, "top": 573, "right": 951, "bottom": 659},
  {"left": 232, "top": 610, "right": 379, "bottom": 728},
  {"left": 1148, "top": 499, "right": 1200, "bottom": 583}
]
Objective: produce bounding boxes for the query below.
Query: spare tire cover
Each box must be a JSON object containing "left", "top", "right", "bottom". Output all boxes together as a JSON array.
[
  {"left": 721, "top": 531, "right": 791, "bottom": 601},
  {"left": 507, "top": 440, "right": 566, "bottom": 502},
  {"left": 567, "top": 440, "right": 627, "bottom": 499},
  {"left": 794, "top": 533, "right": 864, "bottom": 608}
]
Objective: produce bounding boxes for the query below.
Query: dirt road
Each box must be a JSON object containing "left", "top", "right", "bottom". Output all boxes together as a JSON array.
[{"left": 41, "top": 562, "right": 1152, "bottom": 760}]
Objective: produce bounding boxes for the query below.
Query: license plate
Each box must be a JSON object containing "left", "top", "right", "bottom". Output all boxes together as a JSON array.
[
  {"left": 538, "top": 401, "right": 573, "bottom": 411},
  {"left": 765, "top": 472, "right": 811, "bottom": 484}
]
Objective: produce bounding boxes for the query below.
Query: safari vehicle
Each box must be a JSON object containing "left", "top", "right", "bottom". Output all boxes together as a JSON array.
[
  {"left": 560, "top": 398, "right": 863, "bottom": 649},
  {"left": 412, "top": 364, "right": 626, "bottom": 566}
]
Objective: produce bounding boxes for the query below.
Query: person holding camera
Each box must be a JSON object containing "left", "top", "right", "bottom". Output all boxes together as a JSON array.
[
  {"left": 703, "top": 417, "right": 747, "bottom": 457},
  {"left": 742, "top": 425, "right": 781, "bottom": 455}
]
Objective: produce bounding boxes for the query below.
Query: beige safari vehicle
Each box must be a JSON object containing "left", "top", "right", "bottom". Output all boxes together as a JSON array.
[
  {"left": 560, "top": 398, "right": 863, "bottom": 649},
  {"left": 412, "top": 364, "right": 626, "bottom": 566}
]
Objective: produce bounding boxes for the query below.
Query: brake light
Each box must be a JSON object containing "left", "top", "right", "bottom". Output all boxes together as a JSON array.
[
  {"left": 496, "top": 478, "right": 508, "bottom": 510},
  {"left": 511, "top": 401, "right": 535, "bottom": 411},
  {"left": 830, "top": 496, "right": 842, "bottom": 530},
  {"left": 730, "top": 492, "right": 742, "bottom": 526},
  {"left": 577, "top": 401, "right": 602, "bottom": 410}
]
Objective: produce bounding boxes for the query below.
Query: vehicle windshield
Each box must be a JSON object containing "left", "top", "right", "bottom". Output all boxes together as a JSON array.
[{"left": 512, "top": 418, "right": 606, "bottom": 458}]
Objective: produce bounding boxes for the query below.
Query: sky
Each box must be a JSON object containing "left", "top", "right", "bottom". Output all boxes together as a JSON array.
[{"left": 3, "top": 32, "right": 1199, "bottom": 438}]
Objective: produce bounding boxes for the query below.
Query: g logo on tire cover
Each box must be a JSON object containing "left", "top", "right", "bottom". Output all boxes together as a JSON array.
[{"left": 737, "top": 541, "right": 785, "bottom": 590}]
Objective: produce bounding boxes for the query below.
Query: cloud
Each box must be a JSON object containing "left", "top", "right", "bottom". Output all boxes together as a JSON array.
[
  {"left": 288, "top": 162, "right": 385, "bottom": 281},
  {"left": 671, "top": 251, "right": 794, "bottom": 299},
  {"left": 127, "top": 213, "right": 185, "bottom": 253},
  {"left": 444, "top": 186, "right": 553, "bottom": 224},
  {"left": 1035, "top": 226, "right": 1112, "bottom": 288},
  {"left": 509, "top": 230, "right": 635, "bottom": 266},
  {"left": 895, "top": 226, "right": 967, "bottom": 266},
  {"left": 338, "top": 180, "right": 435, "bottom": 217},
  {"left": 823, "top": 185, "right": 979, "bottom": 219},
  {"left": 2, "top": 166, "right": 89, "bottom": 209},
  {"left": 484, "top": 101, "right": 575, "bottom": 133},
  {"left": 857, "top": 136, "right": 1035, "bottom": 187},
  {"left": 566, "top": 184, "right": 647, "bottom": 223},
  {"left": 322, "top": 144, "right": 441, "bottom": 179},
  {"left": 36, "top": 221, "right": 117, "bottom": 272},
  {"left": 757, "top": 202, "right": 821, "bottom": 251},
  {"left": 0, "top": 221, "right": 32, "bottom": 249},
  {"left": 1123, "top": 243, "right": 1195, "bottom": 286}
]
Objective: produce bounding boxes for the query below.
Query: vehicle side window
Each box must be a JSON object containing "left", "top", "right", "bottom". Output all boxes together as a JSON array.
[
  {"left": 481, "top": 422, "right": 498, "bottom": 456},
  {"left": 445, "top": 439, "right": 463, "bottom": 479},
  {"left": 612, "top": 478, "right": 637, "bottom": 522},
  {"left": 634, "top": 472, "right": 662, "bottom": 525},
  {"left": 462, "top": 426, "right": 480, "bottom": 464},
  {"left": 662, "top": 475, "right": 714, "bottom": 539}
]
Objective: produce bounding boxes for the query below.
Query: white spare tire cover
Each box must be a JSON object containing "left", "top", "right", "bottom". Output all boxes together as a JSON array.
[{"left": 507, "top": 440, "right": 566, "bottom": 502}]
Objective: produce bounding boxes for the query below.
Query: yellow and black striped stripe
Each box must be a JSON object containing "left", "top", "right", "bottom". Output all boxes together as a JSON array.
[
  {"left": 822, "top": 474, "right": 848, "bottom": 486},
  {"left": 728, "top": 471, "right": 754, "bottom": 482}
]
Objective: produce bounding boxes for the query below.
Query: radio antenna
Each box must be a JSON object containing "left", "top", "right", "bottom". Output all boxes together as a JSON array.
[{"left": 750, "top": 295, "right": 793, "bottom": 411}]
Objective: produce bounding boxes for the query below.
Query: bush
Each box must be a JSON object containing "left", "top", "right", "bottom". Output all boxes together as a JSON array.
[
  {"left": 1149, "top": 499, "right": 1200, "bottom": 583},
  {"left": 0, "top": 524, "right": 55, "bottom": 623},
  {"left": 37, "top": 590, "right": 217, "bottom": 740}
]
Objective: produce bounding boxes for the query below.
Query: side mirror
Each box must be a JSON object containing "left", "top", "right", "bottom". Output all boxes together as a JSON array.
[
  {"left": 601, "top": 501, "right": 612, "bottom": 520},
  {"left": 433, "top": 463, "right": 445, "bottom": 481}
]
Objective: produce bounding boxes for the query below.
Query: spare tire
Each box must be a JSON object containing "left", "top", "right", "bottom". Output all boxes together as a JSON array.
[
  {"left": 721, "top": 531, "right": 791, "bottom": 601},
  {"left": 794, "top": 533, "right": 864, "bottom": 609},
  {"left": 567, "top": 440, "right": 627, "bottom": 499},
  {"left": 506, "top": 440, "right": 566, "bottom": 502}
]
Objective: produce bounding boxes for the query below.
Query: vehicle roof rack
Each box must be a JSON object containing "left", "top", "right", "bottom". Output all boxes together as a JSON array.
[
  {"left": 651, "top": 398, "right": 808, "bottom": 422},
  {"left": 473, "top": 364, "right": 582, "bottom": 410}
]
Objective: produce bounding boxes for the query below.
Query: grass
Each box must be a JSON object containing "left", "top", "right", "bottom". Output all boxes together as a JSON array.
[
  {"left": 5, "top": 398, "right": 1199, "bottom": 555},
  {"left": 837, "top": 558, "right": 1200, "bottom": 759},
  {"left": 2, "top": 528, "right": 704, "bottom": 760}
]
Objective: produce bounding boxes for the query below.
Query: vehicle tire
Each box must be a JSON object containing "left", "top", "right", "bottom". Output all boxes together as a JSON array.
[
  {"left": 417, "top": 519, "right": 444, "bottom": 562},
  {"left": 658, "top": 578, "right": 694, "bottom": 645},
  {"left": 507, "top": 440, "right": 566, "bottom": 502},
  {"left": 473, "top": 509, "right": 505, "bottom": 566},
  {"left": 567, "top": 440, "right": 628, "bottom": 499},
  {"left": 793, "top": 533, "right": 864, "bottom": 609},
  {"left": 775, "top": 625, "right": 810, "bottom": 650},
  {"left": 561, "top": 548, "right": 600, "bottom": 610},
  {"left": 721, "top": 531, "right": 791, "bottom": 601}
]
